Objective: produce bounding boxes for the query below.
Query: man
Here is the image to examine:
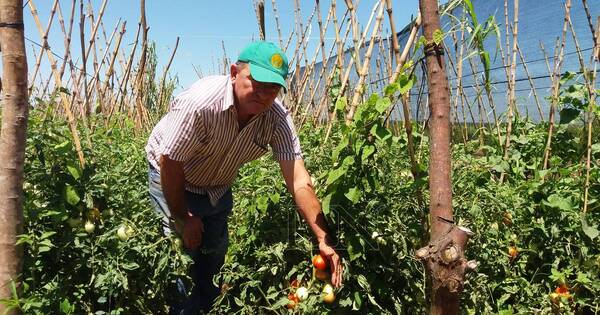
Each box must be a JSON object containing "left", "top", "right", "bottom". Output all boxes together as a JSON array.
[{"left": 146, "top": 41, "right": 342, "bottom": 314}]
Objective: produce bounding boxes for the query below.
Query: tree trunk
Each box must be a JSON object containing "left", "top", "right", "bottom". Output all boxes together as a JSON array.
[
  {"left": 0, "top": 1, "right": 28, "bottom": 314},
  {"left": 415, "top": 0, "right": 475, "bottom": 314}
]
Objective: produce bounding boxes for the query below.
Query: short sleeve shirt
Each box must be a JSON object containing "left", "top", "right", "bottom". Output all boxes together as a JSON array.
[{"left": 145, "top": 75, "right": 302, "bottom": 206}]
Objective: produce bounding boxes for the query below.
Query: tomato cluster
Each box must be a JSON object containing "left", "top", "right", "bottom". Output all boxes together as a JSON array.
[{"left": 285, "top": 254, "right": 336, "bottom": 309}]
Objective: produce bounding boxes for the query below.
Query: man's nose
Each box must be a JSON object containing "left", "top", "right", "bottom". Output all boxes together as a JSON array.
[{"left": 256, "top": 85, "right": 278, "bottom": 99}]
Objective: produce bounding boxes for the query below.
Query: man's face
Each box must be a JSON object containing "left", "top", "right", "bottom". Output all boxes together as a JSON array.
[{"left": 231, "top": 64, "right": 281, "bottom": 116}]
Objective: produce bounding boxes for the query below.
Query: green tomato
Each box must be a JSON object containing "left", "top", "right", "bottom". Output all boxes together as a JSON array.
[
  {"left": 67, "top": 217, "right": 82, "bottom": 228},
  {"left": 117, "top": 225, "right": 133, "bottom": 241},
  {"left": 84, "top": 221, "right": 95, "bottom": 234},
  {"left": 296, "top": 286, "right": 309, "bottom": 301}
]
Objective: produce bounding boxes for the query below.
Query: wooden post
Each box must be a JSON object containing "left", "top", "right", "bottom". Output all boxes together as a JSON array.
[
  {"left": 416, "top": 0, "right": 475, "bottom": 313},
  {"left": 0, "top": 1, "right": 28, "bottom": 314}
]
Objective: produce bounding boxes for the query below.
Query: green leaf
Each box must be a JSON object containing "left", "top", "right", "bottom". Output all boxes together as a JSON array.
[
  {"left": 271, "top": 296, "right": 290, "bottom": 309},
  {"left": 64, "top": 185, "right": 80, "bottom": 206},
  {"left": 353, "top": 291, "right": 363, "bottom": 310},
  {"left": 370, "top": 124, "right": 392, "bottom": 141},
  {"left": 347, "top": 238, "right": 363, "bottom": 261},
  {"left": 398, "top": 74, "right": 416, "bottom": 95},
  {"left": 559, "top": 108, "right": 580, "bottom": 124},
  {"left": 335, "top": 96, "right": 347, "bottom": 112},
  {"left": 269, "top": 193, "right": 280, "bottom": 204},
  {"left": 384, "top": 83, "right": 399, "bottom": 96},
  {"left": 344, "top": 187, "right": 362, "bottom": 204},
  {"left": 322, "top": 193, "right": 333, "bottom": 215},
  {"left": 414, "top": 36, "right": 427, "bottom": 53},
  {"left": 357, "top": 274, "right": 371, "bottom": 291},
  {"left": 560, "top": 71, "right": 576, "bottom": 85},
  {"left": 433, "top": 29, "right": 444, "bottom": 45},
  {"left": 54, "top": 141, "right": 71, "bottom": 155},
  {"left": 342, "top": 156, "right": 355, "bottom": 167},
  {"left": 38, "top": 246, "right": 52, "bottom": 253},
  {"left": 326, "top": 166, "right": 347, "bottom": 185},
  {"left": 581, "top": 214, "right": 599, "bottom": 240},
  {"left": 332, "top": 137, "right": 349, "bottom": 161},
  {"left": 375, "top": 97, "right": 392, "bottom": 114},
  {"left": 256, "top": 196, "right": 269, "bottom": 212},
  {"left": 60, "top": 298, "right": 74, "bottom": 314},
  {"left": 576, "top": 272, "right": 592, "bottom": 285},
  {"left": 66, "top": 162, "right": 80, "bottom": 180},
  {"left": 121, "top": 262, "right": 140, "bottom": 270},
  {"left": 543, "top": 194, "right": 573, "bottom": 211},
  {"left": 361, "top": 145, "right": 375, "bottom": 162}
]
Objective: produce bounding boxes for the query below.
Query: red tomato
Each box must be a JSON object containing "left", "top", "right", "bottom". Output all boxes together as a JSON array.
[
  {"left": 555, "top": 284, "right": 569, "bottom": 295},
  {"left": 312, "top": 254, "right": 328, "bottom": 270},
  {"left": 315, "top": 269, "right": 330, "bottom": 281},
  {"left": 286, "top": 292, "right": 299, "bottom": 309},
  {"left": 290, "top": 279, "right": 299, "bottom": 288}
]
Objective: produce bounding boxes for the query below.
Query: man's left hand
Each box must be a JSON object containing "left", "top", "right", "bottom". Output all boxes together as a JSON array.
[{"left": 319, "top": 239, "right": 343, "bottom": 288}]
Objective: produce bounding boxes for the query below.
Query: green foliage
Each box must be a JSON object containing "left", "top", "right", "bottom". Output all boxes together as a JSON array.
[
  {"left": 8, "top": 110, "right": 190, "bottom": 314},
  {"left": 11, "top": 82, "right": 600, "bottom": 314},
  {"left": 557, "top": 71, "right": 600, "bottom": 124},
  {"left": 463, "top": 0, "right": 500, "bottom": 90}
]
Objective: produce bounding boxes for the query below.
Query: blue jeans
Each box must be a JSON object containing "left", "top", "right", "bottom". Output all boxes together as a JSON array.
[{"left": 148, "top": 164, "right": 232, "bottom": 314}]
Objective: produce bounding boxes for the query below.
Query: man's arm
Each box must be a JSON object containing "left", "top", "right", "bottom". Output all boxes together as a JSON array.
[
  {"left": 279, "top": 159, "right": 343, "bottom": 288},
  {"left": 159, "top": 155, "right": 204, "bottom": 249},
  {"left": 159, "top": 155, "right": 188, "bottom": 221}
]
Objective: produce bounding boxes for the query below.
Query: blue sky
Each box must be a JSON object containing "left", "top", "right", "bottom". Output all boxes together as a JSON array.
[{"left": 21, "top": 0, "right": 421, "bottom": 91}]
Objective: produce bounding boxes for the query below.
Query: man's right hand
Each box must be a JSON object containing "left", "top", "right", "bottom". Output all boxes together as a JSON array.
[{"left": 175, "top": 213, "right": 205, "bottom": 250}]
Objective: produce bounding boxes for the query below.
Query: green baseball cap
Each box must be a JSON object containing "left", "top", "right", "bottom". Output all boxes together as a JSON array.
[{"left": 238, "top": 41, "right": 289, "bottom": 91}]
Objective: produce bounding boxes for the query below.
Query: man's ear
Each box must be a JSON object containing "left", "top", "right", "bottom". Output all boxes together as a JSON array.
[{"left": 230, "top": 64, "right": 238, "bottom": 81}]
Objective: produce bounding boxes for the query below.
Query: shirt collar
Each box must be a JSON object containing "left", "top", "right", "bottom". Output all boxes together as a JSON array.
[{"left": 223, "top": 76, "right": 235, "bottom": 111}]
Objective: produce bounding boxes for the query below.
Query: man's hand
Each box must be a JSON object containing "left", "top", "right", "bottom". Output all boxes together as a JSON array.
[
  {"left": 319, "top": 239, "right": 343, "bottom": 288},
  {"left": 174, "top": 213, "right": 205, "bottom": 250}
]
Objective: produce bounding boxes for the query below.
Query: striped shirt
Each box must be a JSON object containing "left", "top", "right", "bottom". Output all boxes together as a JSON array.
[{"left": 145, "top": 75, "right": 303, "bottom": 206}]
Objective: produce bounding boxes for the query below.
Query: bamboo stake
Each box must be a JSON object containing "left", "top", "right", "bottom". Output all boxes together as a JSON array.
[
  {"left": 101, "top": 21, "right": 126, "bottom": 113},
  {"left": 323, "top": 0, "right": 380, "bottom": 139},
  {"left": 86, "top": 0, "right": 103, "bottom": 112},
  {"left": 316, "top": 0, "right": 327, "bottom": 68},
  {"left": 447, "top": 47, "right": 476, "bottom": 129},
  {"left": 539, "top": 42, "right": 554, "bottom": 88},
  {"left": 514, "top": 37, "right": 544, "bottom": 121},
  {"left": 345, "top": 0, "right": 363, "bottom": 74},
  {"left": 567, "top": 9, "right": 598, "bottom": 213},
  {"left": 378, "top": 27, "right": 392, "bottom": 80},
  {"left": 504, "top": 0, "right": 510, "bottom": 70},
  {"left": 157, "top": 36, "right": 180, "bottom": 113},
  {"left": 254, "top": 0, "right": 265, "bottom": 40},
  {"left": 296, "top": 3, "right": 333, "bottom": 109},
  {"left": 347, "top": 1, "right": 386, "bottom": 123},
  {"left": 332, "top": 0, "right": 344, "bottom": 70},
  {"left": 297, "top": 4, "right": 339, "bottom": 125},
  {"left": 134, "top": 0, "right": 149, "bottom": 129},
  {"left": 56, "top": 0, "right": 76, "bottom": 82},
  {"left": 28, "top": 0, "right": 59, "bottom": 96},
  {"left": 385, "top": 0, "right": 401, "bottom": 65},
  {"left": 310, "top": 8, "right": 353, "bottom": 124},
  {"left": 27, "top": 0, "right": 86, "bottom": 167},
  {"left": 78, "top": 0, "right": 90, "bottom": 117},
  {"left": 450, "top": 18, "right": 468, "bottom": 144},
  {"left": 390, "top": 12, "right": 421, "bottom": 82},
  {"left": 542, "top": 0, "right": 571, "bottom": 171},
  {"left": 499, "top": 0, "right": 519, "bottom": 183},
  {"left": 581, "top": 0, "right": 597, "bottom": 57},
  {"left": 110, "top": 22, "right": 141, "bottom": 121},
  {"left": 271, "top": 0, "right": 283, "bottom": 47},
  {"left": 582, "top": 18, "right": 599, "bottom": 214},
  {"left": 85, "top": 18, "right": 119, "bottom": 106}
]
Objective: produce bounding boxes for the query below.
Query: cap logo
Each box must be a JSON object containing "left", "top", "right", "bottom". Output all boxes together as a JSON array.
[{"left": 271, "top": 53, "right": 283, "bottom": 69}]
